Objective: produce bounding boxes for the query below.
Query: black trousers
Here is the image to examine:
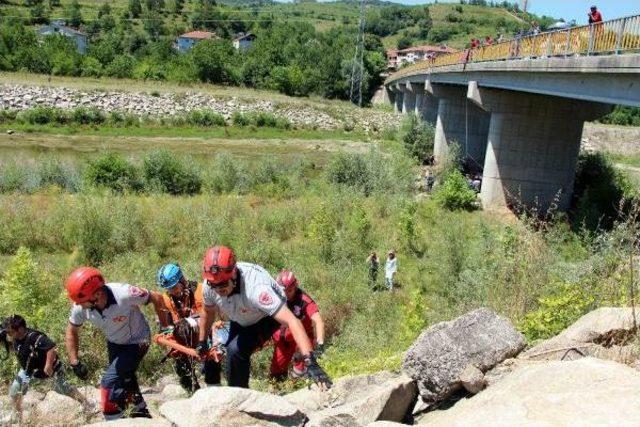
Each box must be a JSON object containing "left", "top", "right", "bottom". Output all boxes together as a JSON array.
[
  {"left": 174, "top": 356, "right": 221, "bottom": 392},
  {"left": 226, "top": 317, "right": 280, "bottom": 388}
]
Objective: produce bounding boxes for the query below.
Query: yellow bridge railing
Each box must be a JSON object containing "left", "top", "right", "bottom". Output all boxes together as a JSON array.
[{"left": 387, "top": 14, "right": 640, "bottom": 82}]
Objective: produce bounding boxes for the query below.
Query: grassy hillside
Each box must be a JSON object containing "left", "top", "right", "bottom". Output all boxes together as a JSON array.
[{"left": 383, "top": 3, "right": 528, "bottom": 50}]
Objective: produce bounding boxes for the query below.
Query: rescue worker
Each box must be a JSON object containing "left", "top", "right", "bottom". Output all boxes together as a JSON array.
[
  {"left": 197, "top": 245, "right": 332, "bottom": 389},
  {"left": 3, "top": 315, "right": 89, "bottom": 422},
  {"left": 156, "top": 263, "right": 220, "bottom": 391},
  {"left": 269, "top": 270, "right": 326, "bottom": 380},
  {"left": 65, "top": 266, "right": 165, "bottom": 420}
]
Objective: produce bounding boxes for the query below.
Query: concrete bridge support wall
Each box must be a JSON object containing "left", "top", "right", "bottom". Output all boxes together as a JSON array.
[
  {"left": 402, "top": 87, "right": 416, "bottom": 115},
  {"left": 419, "top": 95, "right": 439, "bottom": 126},
  {"left": 429, "top": 83, "right": 491, "bottom": 166},
  {"left": 393, "top": 84, "right": 404, "bottom": 114},
  {"left": 469, "top": 86, "right": 611, "bottom": 211}
]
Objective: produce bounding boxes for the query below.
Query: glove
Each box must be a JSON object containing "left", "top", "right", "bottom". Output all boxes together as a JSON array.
[
  {"left": 313, "top": 343, "right": 325, "bottom": 358},
  {"left": 303, "top": 354, "right": 332, "bottom": 389},
  {"left": 71, "top": 361, "right": 89, "bottom": 380},
  {"left": 195, "top": 340, "right": 209, "bottom": 358}
]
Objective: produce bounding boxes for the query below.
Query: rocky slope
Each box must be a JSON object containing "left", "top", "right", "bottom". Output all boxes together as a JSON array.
[
  {"left": 2, "top": 307, "right": 639, "bottom": 427},
  {"left": 0, "top": 84, "right": 399, "bottom": 133}
]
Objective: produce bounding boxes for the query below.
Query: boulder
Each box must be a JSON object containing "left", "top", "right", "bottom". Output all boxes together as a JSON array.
[
  {"left": 520, "top": 307, "right": 639, "bottom": 364},
  {"left": 161, "top": 384, "right": 188, "bottom": 399},
  {"left": 458, "top": 365, "right": 485, "bottom": 394},
  {"left": 32, "top": 391, "right": 84, "bottom": 426},
  {"left": 417, "top": 358, "right": 640, "bottom": 426},
  {"left": 86, "top": 419, "right": 172, "bottom": 427},
  {"left": 286, "top": 372, "right": 416, "bottom": 426},
  {"left": 402, "top": 308, "right": 525, "bottom": 404},
  {"left": 159, "top": 386, "right": 307, "bottom": 427}
]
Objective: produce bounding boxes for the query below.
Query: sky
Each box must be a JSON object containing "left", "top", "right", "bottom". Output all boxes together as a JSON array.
[{"left": 382, "top": 1, "right": 640, "bottom": 25}]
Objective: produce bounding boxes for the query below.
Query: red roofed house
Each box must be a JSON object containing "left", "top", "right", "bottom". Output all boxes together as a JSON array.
[
  {"left": 176, "top": 30, "right": 217, "bottom": 53},
  {"left": 386, "top": 45, "right": 457, "bottom": 70}
]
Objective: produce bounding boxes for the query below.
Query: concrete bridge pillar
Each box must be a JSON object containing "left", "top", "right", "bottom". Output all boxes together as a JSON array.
[
  {"left": 427, "top": 82, "right": 491, "bottom": 166},
  {"left": 401, "top": 83, "right": 416, "bottom": 115},
  {"left": 419, "top": 94, "right": 439, "bottom": 126},
  {"left": 468, "top": 83, "right": 611, "bottom": 211},
  {"left": 393, "top": 84, "right": 404, "bottom": 114}
]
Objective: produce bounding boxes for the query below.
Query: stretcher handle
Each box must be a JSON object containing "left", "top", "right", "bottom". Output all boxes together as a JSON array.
[{"left": 153, "top": 334, "right": 221, "bottom": 362}]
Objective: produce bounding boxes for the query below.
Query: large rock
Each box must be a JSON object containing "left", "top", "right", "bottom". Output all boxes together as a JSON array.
[
  {"left": 417, "top": 358, "right": 640, "bottom": 426},
  {"left": 32, "top": 391, "right": 84, "bottom": 426},
  {"left": 403, "top": 308, "right": 525, "bottom": 404},
  {"left": 286, "top": 372, "right": 416, "bottom": 427},
  {"left": 159, "top": 386, "right": 307, "bottom": 427},
  {"left": 521, "top": 307, "right": 639, "bottom": 364}
]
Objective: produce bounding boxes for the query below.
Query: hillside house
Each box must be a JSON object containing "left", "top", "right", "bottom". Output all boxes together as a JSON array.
[
  {"left": 176, "top": 31, "right": 217, "bottom": 53},
  {"left": 233, "top": 33, "right": 256, "bottom": 51},
  {"left": 386, "top": 45, "right": 457, "bottom": 70},
  {"left": 37, "top": 20, "right": 87, "bottom": 54}
]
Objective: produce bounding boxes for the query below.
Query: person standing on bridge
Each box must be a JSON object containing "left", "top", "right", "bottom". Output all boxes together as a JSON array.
[{"left": 588, "top": 6, "right": 602, "bottom": 24}]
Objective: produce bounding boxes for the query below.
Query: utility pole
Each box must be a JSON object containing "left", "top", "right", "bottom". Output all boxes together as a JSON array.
[
  {"left": 349, "top": 0, "right": 366, "bottom": 107},
  {"left": 521, "top": 0, "right": 528, "bottom": 14}
]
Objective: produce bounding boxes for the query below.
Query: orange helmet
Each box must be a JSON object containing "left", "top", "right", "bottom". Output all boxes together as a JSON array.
[
  {"left": 276, "top": 270, "right": 298, "bottom": 290},
  {"left": 202, "top": 246, "right": 236, "bottom": 285},
  {"left": 66, "top": 267, "right": 105, "bottom": 303}
]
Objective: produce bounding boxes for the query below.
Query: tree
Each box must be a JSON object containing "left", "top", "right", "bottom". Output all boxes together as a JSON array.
[
  {"left": 143, "top": 10, "right": 165, "bottom": 41},
  {"left": 66, "top": 0, "right": 83, "bottom": 28},
  {"left": 128, "top": 0, "right": 142, "bottom": 18},
  {"left": 48, "top": 0, "right": 60, "bottom": 8},
  {"left": 397, "top": 36, "right": 412, "bottom": 50},
  {"left": 29, "top": 3, "right": 49, "bottom": 24},
  {"left": 191, "top": 39, "right": 237, "bottom": 84},
  {"left": 172, "top": 0, "right": 184, "bottom": 15}
]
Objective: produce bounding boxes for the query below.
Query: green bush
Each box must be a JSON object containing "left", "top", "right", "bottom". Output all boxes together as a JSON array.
[
  {"left": 402, "top": 113, "right": 434, "bottom": 162},
  {"left": 39, "top": 157, "right": 79, "bottom": 192},
  {"left": 519, "top": 282, "right": 594, "bottom": 341},
  {"left": 572, "top": 152, "right": 635, "bottom": 231},
  {"left": 434, "top": 170, "right": 477, "bottom": 211},
  {"left": 231, "top": 111, "right": 250, "bottom": 126},
  {"left": 203, "top": 152, "right": 248, "bottom": 194},
  {"left": 142, "top": 150, "right": 202, "bottom": 195},
  {"left": 72, "top": 107, "right": 106, "bottom": 125},
  {"left": 18, "top": 106, "right": 69, "bottom": 125},
  {"left": 84, "top": 153, "right": 142, "bottom": 193},
  {"left": 185, "top": 109, "right": 225, "bottom": 127}
]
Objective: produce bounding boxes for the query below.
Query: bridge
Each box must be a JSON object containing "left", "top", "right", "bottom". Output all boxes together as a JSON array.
[{"left": 384, "top": 14, "right": 640, "bottom": 211}]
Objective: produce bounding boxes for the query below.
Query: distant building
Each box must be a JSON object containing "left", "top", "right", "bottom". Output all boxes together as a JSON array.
[
  {"left": 386, "top": 45, "right": 457, "bottom": 70},
  {"left": 233, "top": 33, "right": 256, "bottom": 51},
  {"left": 37, "top": 20, "right": 87, "bottom": 54},
  {"left": 176, "top": 30, "right": 217, "bottom": 53}
]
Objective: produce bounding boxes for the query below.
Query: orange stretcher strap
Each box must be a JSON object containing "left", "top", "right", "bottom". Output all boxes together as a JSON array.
[{"left": 153, "top": 334, "right": 221, "bottom": 362}]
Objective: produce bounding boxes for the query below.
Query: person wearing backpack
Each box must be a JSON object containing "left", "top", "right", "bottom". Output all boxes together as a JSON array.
[{"left": 3, "top": 315, "right": 89, "bottom": 422}]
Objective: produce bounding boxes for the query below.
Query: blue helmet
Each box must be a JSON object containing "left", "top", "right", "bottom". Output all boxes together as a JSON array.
[{"left": 156, "top": 263, "right": 183, "bottom": 290}]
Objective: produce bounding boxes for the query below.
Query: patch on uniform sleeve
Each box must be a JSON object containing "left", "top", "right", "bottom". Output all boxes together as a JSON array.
[
  {"left": 259, "top": 291, "right": 274, "bottom": 306},
  {"left": 129, "top": 286, "right": 149, "bottom": 298}
]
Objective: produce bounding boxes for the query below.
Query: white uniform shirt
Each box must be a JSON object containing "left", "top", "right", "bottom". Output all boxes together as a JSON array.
[
  {"left": 69, "top": 283, "right": 151, "bottom": 345},
  {"left": 202, "top": 262, "right": 285, "bottom": 327},
  {"left": 385, "top": 257, "right": 398, "bottom": 279}
]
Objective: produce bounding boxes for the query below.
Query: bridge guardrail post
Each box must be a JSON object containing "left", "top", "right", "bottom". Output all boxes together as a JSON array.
[
  {"left": 546, "top": 33, "right": 553, "bottom": 57},
  {"left": 615, "top": 17, "right": 626, "bottom": 55},
  {"left": 564, "top": 29, "right": 571, "bottom": 57},
  {"left": 587, "top": 25, "right": 595, "bottom": 55}
]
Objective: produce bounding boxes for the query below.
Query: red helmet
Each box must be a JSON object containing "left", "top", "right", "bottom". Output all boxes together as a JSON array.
[
  {"left": 202, "top": 246, "right": 236, "bottom": 284},
  {"left": 276, "top": 270, "right": 298, "bottom": 290},
  {"left": 66, "top": 267, "right": 105, "bottom": 304}
]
